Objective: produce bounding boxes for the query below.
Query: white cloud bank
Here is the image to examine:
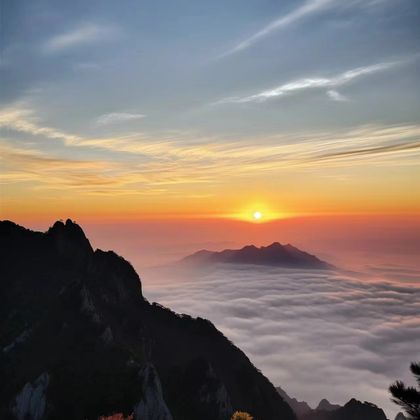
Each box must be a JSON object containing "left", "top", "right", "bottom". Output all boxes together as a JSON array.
[{"left": 143, "top": 263, "right": 420, "bottom": 419}]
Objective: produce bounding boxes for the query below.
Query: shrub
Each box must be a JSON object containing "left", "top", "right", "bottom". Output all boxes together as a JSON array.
[{"left": 231, "top": 411, "right": 253, "bottom": 420}]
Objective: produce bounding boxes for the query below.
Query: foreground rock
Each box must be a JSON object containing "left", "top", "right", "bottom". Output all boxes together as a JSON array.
[{"left": 0, "top": 220, "right": 295, "bottom": 420}]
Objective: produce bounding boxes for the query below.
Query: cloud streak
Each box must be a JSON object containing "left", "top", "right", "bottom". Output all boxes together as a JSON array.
[
  {"left": 1, "top": 106, "right": 419, "bottom": 196},
  {"left": 0, "top": 108, "right": 420, "bottom": 191},
  {"left": 95, "top": 112, "right": 146, "bottom": 126},
  {"left": 221, "top": 0, "right": 335, "bottom": 57},
  {"left": 43, "top": 23, "right": 118, "bottom": 53},
  {"left": 216, "top": 61, "right": 400, "bottom": 104}
]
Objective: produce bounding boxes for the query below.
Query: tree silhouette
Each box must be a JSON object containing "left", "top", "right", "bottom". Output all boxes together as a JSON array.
[{"left": 389, "top": 362, "right": 420, "bottom": 420}]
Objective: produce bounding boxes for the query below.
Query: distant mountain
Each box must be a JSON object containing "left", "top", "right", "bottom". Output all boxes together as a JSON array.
[
  {"left": 0, "top": 220, "right": 295, "bottom": 420},
  {"left": 276, "top": 388, "right": 389, "bottom": 420},
  {"left": 276, "top": 387, "right": 312, "bottom": 416},
  {"left": 181, "top": 242, "right": 331, "bottom": 269},
  {"left": 316, "top": 399, "right": 341, "bottom": 412}
]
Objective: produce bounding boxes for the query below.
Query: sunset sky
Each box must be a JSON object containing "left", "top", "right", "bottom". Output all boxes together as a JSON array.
[
  {"left": 1, "top": 0, "right": 420, "bottom": 240},
  {"left": 1, "top": 3, "right": 420, "bottom": 415}
]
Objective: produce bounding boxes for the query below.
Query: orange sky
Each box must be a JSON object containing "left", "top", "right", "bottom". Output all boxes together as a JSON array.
[{"left": 10, "top": 214, "right": 419, "bottom": 272}]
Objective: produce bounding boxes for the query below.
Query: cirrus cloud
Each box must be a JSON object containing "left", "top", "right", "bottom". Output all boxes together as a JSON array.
[
  {"left": 95, "top": 112, "right": 146, "bottom": 126},
  {"left": 215, "top": 60, "right": 402, "bottom": 104},
  {"left": 43, "top": 23, "right": 119, "bottom": 53}
]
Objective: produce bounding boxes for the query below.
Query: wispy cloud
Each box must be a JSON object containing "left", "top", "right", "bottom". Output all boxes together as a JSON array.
[
  {"left": 216, "top": 61, "right": 400, "bottom": 104},
  {"left": 221, "top": 0, "right": 335, "bottom": 57},
  {"left": 327, "top": 90, "right": 348, "bottom": 102},
  {"left": 1, "top": 106, "right": 420, "bottom": 197},
  {"left": 219, "top": 0, "right": 393, "bottom": 57},
  {"left": 95, "top": 112, "right": 146, "bottom": 126},
  {"left": 43, "top": 23, "right": 118, "bottom": 53}
]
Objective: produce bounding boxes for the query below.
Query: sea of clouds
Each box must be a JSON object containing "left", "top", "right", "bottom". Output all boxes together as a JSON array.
[{"left": 142, "top": 263, "right": 420, "bottom": 419}]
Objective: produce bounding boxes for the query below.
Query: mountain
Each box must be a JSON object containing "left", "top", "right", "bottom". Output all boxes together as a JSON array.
[
  {"left": 276, "top": 387, "right": 312, "bottom": 416},
  {"left": 276, "top": 389, "right": 388, "bottom": 420},
  {"left": 181, "top": 242, "right": 331, "bottom": 269},
  {"left": 316, "top": 399, "right": 341, "bottom": 412},
  {"left": 0, "top": 219, "right": 296, "bottom": 420}
]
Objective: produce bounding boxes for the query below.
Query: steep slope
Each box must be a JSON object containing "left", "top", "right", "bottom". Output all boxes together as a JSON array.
[
  {"left": 0, "top": 220, "right": 295, "bottom": 420},
  {"left": 181, "top": 242, "right": 331, "bottom": 269}
]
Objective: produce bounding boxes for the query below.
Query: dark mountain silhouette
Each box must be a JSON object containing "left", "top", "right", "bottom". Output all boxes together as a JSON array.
[
  {"left": 181, "top": 242, "right": 331, "bottom": 269},
  {"left": 0, "top": 219, "right": 296, "bottom": 420},
  {"left": 276, "top": 388, "right": 388, "bottom": 420},
  {"left": 316, "top": 399, "right": 341, "bottom": 412},
  {"left": 276, "top": 387, "right": 312, "bottom": 416}
]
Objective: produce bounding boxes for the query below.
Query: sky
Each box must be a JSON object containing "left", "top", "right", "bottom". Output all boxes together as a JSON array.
[
  {"left": 1, "top": 1, "right": 420, "bottom": 416},
  {"left": 1, "top": 0, "right": 420, "bottom": 223}
]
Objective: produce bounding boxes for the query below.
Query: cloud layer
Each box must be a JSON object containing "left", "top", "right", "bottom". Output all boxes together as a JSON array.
[
  {"left": 1, "top": 106, "right": 419, "bottom": 199},
  {"left": 143, "top": 264, "right": 420, "bottom": 419}
]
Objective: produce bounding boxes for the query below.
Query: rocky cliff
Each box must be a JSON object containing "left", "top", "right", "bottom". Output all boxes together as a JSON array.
[{"left": 0, "top": 220, "right": 295, "bottom": 420}]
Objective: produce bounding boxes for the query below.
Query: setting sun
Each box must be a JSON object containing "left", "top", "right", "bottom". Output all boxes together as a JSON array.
[{"left": 253, "top": 211, "right": 262, "bottom": 220}]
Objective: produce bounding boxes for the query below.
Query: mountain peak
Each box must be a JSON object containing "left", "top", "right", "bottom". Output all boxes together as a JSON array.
[
  {"left": 0, "top": 219, "right": 296, "bottom": 420},
  {"left": 181, "top": 241, "right": 331, "bottom": 270},
  {"left": 316, "top": 398, "right": 340, "bottom": 411},
  {"left": 47, "top": 219, "right": 93, "bottom": 260}
]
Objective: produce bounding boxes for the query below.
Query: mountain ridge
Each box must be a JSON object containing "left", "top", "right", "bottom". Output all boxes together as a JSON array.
[
  {"left": 181, "top": 241, "right": 332, "bottom": 270},
  {"left": 276, "top": 387, "right": 391, "bottom": 420},
  {"left": 0, "top": 219, "right": 295, "bottom": 420}
]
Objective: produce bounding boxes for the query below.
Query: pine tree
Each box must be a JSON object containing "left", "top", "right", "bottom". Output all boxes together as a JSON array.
[{"left": 390, "top": 362, "right": 420, "bottom": 420}]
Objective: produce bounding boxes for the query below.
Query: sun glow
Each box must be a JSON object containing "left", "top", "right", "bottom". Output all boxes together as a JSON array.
[
  {"left": 225, "top": 203, "right": 288, "bottom": 223},
  {"left": 253, "top": 211, "right": 262, "bottom": 220}
]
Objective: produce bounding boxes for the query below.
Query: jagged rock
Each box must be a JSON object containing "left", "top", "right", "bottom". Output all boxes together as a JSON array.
[
  {"left": 198, "top": 362, "right": 233, "bottom": 419},
  {"left": 101, "top": 326, "right": 113, "bottom": 344},
  {"left": 12, "top": 373, "right": 49, "bottom": 420},
  {"left": 133, "top": 364, "right": 173, "bottom": 420},
  {"left": 0, "top": 220, "right": 296, "bottom": 420},
  {"left": 3, "top": 329, "right": 30, "bottom": 353}
]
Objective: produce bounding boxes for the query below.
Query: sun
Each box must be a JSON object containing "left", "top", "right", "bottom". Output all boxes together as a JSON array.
[{"left": 253, "top": 211, "right": 263, "bottom": 221}]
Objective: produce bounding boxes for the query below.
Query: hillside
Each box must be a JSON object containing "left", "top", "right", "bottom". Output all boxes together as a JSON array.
[{"left": 0, "top": 219, "right": 295, "bottom": 420}]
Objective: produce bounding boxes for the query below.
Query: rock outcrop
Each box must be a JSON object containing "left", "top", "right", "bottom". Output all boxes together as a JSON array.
[{"left": 0, "top": 219, "right": 295, "bottom": 420}]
